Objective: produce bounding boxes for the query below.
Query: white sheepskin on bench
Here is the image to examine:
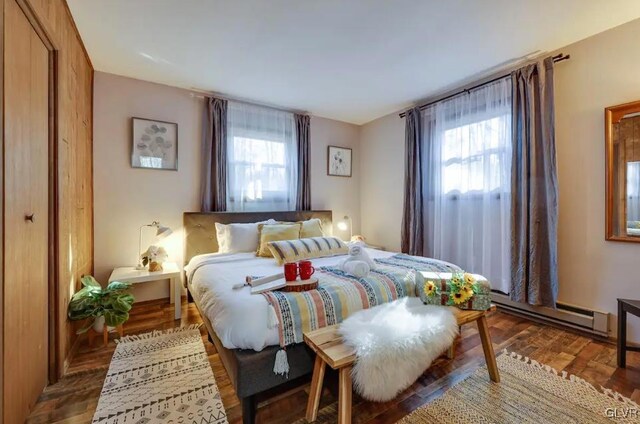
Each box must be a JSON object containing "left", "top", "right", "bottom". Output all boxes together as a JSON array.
[{"left": 338, "top": 297, "right": 458, "bottom": 402}]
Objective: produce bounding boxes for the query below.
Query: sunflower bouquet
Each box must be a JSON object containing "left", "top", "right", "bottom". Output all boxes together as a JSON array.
[
  {"left": 417, "top": 270, "right": 491, "bottom": 311},
  {"left": 447, "top": 272, "right": 479, "bottom": 306}
]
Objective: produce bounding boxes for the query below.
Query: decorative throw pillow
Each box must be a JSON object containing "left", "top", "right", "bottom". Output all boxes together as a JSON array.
[
  {"left": 256, "top": 223, "right": 302, "bottom": 257},
  {"left": 299, "top": 218, "right": 325, "bottom": 239},
  {"left": 267, "top": 236, "right": 348, "bottom": 265},
  {"left": 215, "top": 219, "right": 277, "bottom": 253}
]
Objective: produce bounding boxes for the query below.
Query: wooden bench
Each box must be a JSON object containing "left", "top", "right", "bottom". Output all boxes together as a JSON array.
[{"left": 303, "top": 305, "right": 498, "bottom": 424}]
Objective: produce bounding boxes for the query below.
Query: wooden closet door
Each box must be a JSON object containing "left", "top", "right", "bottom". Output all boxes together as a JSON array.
[{"left": 3, "top": 0, "right": 50, "bottom": 422}]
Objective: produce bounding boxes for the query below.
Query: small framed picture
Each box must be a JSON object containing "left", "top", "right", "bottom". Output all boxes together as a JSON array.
[
  {"left": 131, "top": 117, "right": 178, "bottom": 170},
  {"left": 327, "top": 145, "right": 352, "bottom": 177}
]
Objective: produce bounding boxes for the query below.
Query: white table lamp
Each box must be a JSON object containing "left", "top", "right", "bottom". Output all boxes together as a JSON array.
[
  {"left": 337, "top": 215, "right": 352, "bottom": 240},
  {"left": 136, "top": 221, "right": 173, "bottom": 270}
]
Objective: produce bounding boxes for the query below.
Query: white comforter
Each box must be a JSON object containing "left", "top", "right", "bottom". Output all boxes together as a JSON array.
[{"left": 185, "top": 249, "right": 396, "bottom": 351}]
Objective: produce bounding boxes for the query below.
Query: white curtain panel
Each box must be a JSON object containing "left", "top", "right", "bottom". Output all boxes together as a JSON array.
[
  {"left": 226, "top": 101, "right": 298, "bottom": 211},
  {"left": 422, "top": 78, "right": 512, "bottom": 294}
]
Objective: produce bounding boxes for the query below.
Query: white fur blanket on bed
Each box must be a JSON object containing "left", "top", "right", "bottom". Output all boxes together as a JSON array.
[{"left": 338, "top": 297, "right": 458, "bottom": 402}]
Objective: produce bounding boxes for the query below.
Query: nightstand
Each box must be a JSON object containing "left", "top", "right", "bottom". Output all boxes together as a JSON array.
[{"left": 108, "top": 262, "right": 182, "bottom": 320}]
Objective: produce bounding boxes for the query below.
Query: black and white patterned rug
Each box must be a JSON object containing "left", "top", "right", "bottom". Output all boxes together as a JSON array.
[{"left": 92, "top": 325, "right": 228, "bottom": 424}]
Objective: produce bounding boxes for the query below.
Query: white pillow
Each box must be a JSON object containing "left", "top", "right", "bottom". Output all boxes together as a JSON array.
[{"left": 215, "top": 219, "right": 277, "bottom": 253}]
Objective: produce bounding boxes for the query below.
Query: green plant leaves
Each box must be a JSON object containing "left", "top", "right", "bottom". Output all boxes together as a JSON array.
[
  {"left": 67, "top": 275, "right": 135, "bottom": 333},
  {"left": 106, "top": 281, "right": 131, "bottom": 292},
  {"left": 112, "top": 294, "right": 134, "bottom": 312},
  {"left": 104, "top": 309, "right": 129, "bottom": 327},
  {"left": 72, "top": 286, "right": 92, "bottom": 299},
  {"left": 81, "top": 275, "right": 101, "bottom": 288},
  {"left": 68, "top": 298, "right": 96, "bottom": 320},
  {"left": 69, "top": 296, "right": 95, "bottom": 313}
]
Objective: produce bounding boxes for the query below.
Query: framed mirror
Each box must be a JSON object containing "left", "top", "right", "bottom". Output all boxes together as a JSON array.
[{"left": 606, "top": 100, "right": 640, "bottom": 242}]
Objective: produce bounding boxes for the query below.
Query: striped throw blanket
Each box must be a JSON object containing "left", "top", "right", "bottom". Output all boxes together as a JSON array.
[
  {"left": 374, "top": 254, "right": 461, "bottom": 273},
  {"left": 262, "top": 254, "right": 460, "bottom": 349}
]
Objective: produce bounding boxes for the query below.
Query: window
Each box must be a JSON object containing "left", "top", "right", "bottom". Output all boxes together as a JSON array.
[
  {"left": 441, "top": 114, "right": 511, "bottom": 195},
  {"left": 226, "top": 102, "right": 297, "bottom": 211},
  {"left": 423, "top": 77, "right": 512, "bottom": 294},
  {"left": 229, "top": 137, "right": 288, "bottom": 203}
]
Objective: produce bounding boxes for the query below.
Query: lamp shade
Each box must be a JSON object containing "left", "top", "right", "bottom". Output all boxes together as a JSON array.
[
  {"left": 337, "top": 215, "right": 351, "bottom": 231},
  {"left": 155, "top": 225, "right": 173, "bottom": 239}
]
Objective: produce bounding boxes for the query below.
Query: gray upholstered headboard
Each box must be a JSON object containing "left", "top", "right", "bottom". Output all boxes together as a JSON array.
[{"left": 183, "top": 210, "right": 333, "bottom": 265}]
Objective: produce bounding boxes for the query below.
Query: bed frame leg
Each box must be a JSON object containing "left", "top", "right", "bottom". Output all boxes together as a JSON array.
[
  {"left": 187, "top": 289, "right": 194, "bottom": 304},
  {"left": 242, "top": 395, "right": 256, "bottom": 424}
]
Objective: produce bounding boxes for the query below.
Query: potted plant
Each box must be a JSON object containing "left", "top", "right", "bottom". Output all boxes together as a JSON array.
[
  {"left": 141, "top": 245, "right": 168, "bottom": 272},
  {"left": 68, "top": 275, "right": 135, "bottom": 333}
]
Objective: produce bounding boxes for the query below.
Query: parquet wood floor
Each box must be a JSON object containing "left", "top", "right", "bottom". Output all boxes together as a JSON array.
[{"left": 26, "top": 299, "right": 640, "bottom": 423}]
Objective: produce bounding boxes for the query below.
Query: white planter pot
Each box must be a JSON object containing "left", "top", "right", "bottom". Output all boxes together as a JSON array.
[
  {"left": 93, "top": 316, "right": 105, "bottom": 332},
  {"left": 92, "top": 316, "right": 115, "bottom": 333}
]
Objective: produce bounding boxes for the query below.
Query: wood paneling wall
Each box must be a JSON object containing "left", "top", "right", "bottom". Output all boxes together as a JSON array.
[{"left": 19, "top": 0, "right": 94, "bottom": 377}]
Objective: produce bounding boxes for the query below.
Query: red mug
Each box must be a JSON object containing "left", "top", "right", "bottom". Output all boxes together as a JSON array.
[
  {"left": 284, "top": 262, "right": 299, "bottom": 282},
  {"left": 299, "top": 260, "right": 315, "bottom": 280}
]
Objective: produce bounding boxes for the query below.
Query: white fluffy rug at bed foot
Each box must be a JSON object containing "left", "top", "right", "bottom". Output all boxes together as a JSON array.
[{"left": 338, "top": 297, "right": 458, "bottom": 402}]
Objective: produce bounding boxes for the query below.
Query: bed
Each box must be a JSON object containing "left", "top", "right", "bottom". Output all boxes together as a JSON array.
[
  {"left": 183, "top": 211, "right": 337, "bottom": 423},
  {"left": 183, "top": 210, "right": 457, "bottom": 423}
]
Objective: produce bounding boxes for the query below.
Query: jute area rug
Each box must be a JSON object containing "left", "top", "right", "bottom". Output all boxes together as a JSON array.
[
  {"left": 399, "top": 350, "right": 639, "bottom": 424},
  {"left": 92, "top": 325, "right": 228, "bottom": 424}
]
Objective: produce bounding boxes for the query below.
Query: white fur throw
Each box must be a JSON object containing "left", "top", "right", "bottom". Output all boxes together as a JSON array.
[{"left": 338, "top": 297, "right": 458, "bottom": 402}]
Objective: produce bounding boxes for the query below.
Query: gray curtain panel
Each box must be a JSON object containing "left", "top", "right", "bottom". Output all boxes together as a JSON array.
[
  {"left": 510, "top": 57, "right": 559, "bottom": 307},
  {"left": 201, "top": 97, "right": 228, "bottom": 212},
  {"left": 295, "top": 114, "right": 311, "bottom": 210},
  {"left": 401, "top": 107, "right": 425, "bottom": 256}
]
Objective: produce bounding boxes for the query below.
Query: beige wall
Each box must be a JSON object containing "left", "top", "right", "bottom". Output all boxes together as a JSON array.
[
  {"left": 360, "top": 18, "right": 640, "bottom": 342},
  {"left": 93, "top": 72, "right": 201, "bottom": 300},
  {"left": 553, "top": 19, "right": 640, "bottom": 342},
  {"left": 310, "top": 116, "right": 361, "bottom": 239},
  {"left": 360, "top": 113, "right": 405, "bottom": 252},
  {"left": 93, "top": 72, "right": 360, "bottom": 300}
]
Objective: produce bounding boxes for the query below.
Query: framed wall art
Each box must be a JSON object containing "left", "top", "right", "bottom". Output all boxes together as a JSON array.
[
  {"left": 131, "top": 117, "right": 178, "bottom": 170},
  {"left": 327, "top": 145, "right": 352, "bottom": 177}
]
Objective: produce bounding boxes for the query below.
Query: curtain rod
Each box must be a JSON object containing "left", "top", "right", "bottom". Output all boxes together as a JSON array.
[
  {"left": 399, "top": 53, "right": 570, "bottom": 118},
  {"left": 189, "top": 90, "right": 309, "bottom": 116}
]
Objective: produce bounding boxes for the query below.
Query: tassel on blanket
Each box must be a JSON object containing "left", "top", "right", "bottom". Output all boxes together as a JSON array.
[{"left": 273, "top": 348, "right": 289, "bottom": 377}]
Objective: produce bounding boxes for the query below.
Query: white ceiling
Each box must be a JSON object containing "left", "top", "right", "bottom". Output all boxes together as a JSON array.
[{"left": 68, "top": 0, "right": 640, "bottom": 125}]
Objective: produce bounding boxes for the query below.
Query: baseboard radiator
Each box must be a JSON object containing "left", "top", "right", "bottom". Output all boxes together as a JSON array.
[{"left": 491, "top": 293, "right": 609, "bottom": 338}]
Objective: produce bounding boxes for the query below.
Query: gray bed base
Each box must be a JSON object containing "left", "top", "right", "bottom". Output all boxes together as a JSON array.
[{"left": 187, "top": 285, "right": 314, "bottom": 423}]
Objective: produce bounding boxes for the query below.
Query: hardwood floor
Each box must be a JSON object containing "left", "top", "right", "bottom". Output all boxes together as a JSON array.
[{"left": 27, "top": 299, "right": 640, "bottom": 423}]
